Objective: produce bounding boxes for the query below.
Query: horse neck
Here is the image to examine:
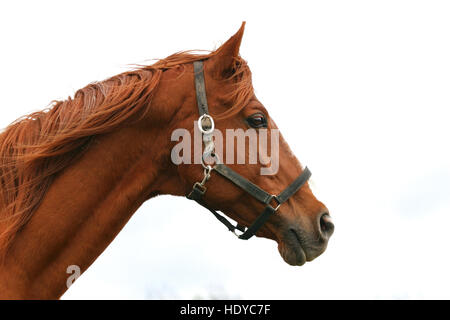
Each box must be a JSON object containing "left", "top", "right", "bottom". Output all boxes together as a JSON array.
[{"left": 0, "top": 121, "right": 184, "bottom": 299}]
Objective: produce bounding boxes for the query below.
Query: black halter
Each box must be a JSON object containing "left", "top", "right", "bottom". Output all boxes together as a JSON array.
[{"left": 186, "top": 61, "right": 311, "bottom": 240}]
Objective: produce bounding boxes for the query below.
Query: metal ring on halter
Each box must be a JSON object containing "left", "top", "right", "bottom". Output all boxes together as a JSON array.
[
  {"left": 201, "top": 152, "right": 220, "bottom": 169},
  {"left": 269, "top": 195, "right": 282, "bottom": 211},
  {"left": 197, "top": 114, "right": 215, "bottom": 135}
]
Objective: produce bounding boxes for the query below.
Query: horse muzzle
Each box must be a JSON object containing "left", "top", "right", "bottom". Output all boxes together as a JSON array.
[{"left": 278, "top": 212, "right": 334, "bottom": 266}]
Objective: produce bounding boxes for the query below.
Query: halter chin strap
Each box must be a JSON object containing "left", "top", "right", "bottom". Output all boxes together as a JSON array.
[{"left": 186, "top": 60, "right": 311, "bottom": 240}]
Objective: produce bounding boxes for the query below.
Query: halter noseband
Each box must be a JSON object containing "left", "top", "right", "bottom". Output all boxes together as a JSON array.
[{"left": 186, "top": 60, "right": 311, "bottom": 240}]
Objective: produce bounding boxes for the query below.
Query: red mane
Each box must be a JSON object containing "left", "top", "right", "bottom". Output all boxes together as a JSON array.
[{"left": 0, "top": 50, "right": 254, "bottom": 256}]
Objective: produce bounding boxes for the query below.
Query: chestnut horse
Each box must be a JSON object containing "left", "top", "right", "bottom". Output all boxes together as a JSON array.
[{"left": 0, "top": 23, "right": 333, "bottom": 299}]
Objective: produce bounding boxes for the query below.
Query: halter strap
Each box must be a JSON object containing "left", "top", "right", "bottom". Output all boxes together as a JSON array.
[
  {"left": 277, "top": 167, "right": 312, "bottom": 204},
  {"left": 213, "top": 165, "right": 311, "bottom": 240},
  {"left": 214, "top": 164, "right": 273, "bottom": 204},
  {"left": 186, "top": 60, "right": 311, "bottom": 240},
  {"left": 193, "top": 61, "right": 209, "bottom": 116}
]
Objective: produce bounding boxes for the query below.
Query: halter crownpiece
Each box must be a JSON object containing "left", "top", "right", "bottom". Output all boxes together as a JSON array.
[{"left": 186, "top": 60, "right": 311, "bottom": 240}]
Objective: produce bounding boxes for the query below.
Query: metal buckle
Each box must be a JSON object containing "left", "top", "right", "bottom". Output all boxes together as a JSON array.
[
  {"left": 268, "top": 195, "right": 281, "bottom": 211},
  {"left": 192, "top": 182, "right": 207, "bottom": 195},
  {"left": 190, "top": 165, "right": 212, "bottom": 198}
]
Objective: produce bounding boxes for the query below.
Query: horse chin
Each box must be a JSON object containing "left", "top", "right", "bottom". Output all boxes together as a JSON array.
[
  {"left": 277, "top": 233, "right": 307, "bottom": 266},
  {"left": 278, "top": 241, "right": 307, "bottom": 266}
]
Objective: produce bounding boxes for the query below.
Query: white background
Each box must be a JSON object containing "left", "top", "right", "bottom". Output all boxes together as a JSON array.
[{"left": 1, "top": 1, "right": 449, "bottom": 299}]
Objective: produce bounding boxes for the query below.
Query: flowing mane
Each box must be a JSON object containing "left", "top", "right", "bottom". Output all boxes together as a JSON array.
[{"left": 0, "top": 50, "right": 254, "bottom": 256}]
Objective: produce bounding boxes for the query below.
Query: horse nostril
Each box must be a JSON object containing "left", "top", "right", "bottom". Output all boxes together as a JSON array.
[{"left": 319, "top": 213, "right": 334, "bottom": 238}]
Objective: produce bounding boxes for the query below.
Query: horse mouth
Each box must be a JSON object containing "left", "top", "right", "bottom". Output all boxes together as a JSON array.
[{"left": 277, "top": 229, "right": 307, "bottom": 266}]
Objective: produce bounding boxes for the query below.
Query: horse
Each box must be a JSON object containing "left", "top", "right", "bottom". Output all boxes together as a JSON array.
[{"left": 0, "top": 22, "right": 334, "bottom": 299}]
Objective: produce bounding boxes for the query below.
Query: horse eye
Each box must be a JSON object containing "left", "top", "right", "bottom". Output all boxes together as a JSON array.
[{"left": 246, "top": 113, "right": 267, "bottom": 128}]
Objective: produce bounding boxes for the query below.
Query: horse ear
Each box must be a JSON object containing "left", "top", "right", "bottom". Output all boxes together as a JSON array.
[{"left": 209, "top": 22, "right": 246, "bottom": 78}]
